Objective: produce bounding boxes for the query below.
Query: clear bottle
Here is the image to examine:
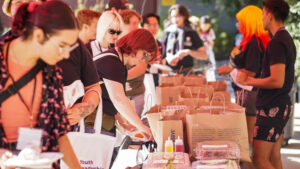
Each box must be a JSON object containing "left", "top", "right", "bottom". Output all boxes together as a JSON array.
[
  {"left": 175, "top": 136, "right": 184, "bottom": 152},
  {"left": 165, "top": 137, "right": 174, "bottom": 152}
]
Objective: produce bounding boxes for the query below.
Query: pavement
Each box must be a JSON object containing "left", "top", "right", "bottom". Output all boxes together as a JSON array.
[{"left": 281, "top": 103, "right": 300, "bottom": 169}]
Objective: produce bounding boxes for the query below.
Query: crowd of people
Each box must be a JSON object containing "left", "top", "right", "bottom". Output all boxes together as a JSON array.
[{"left": 0, "top": 0, "right": 296, "bottom": 169}]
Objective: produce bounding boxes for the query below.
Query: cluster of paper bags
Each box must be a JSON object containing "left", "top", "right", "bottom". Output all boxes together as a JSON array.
[{"left": 147, "top": 75, "right": 251, "bottom": 162}]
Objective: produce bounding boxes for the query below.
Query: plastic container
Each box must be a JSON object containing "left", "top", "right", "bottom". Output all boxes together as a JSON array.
[
  {"left": 194, "top": 141, "right": 240, "bottom": 160},
  {"left": 165, "top": 137, "right": 174, "bottom": 152},
  {"left": 175, "top": 136, "right": 184, "bottom": 152},
  {"left": 143, "top": 152, "right": 191, "bottom": 169},
  {"left": 192, "top": 159, "right": 240, "bottom": 169}
]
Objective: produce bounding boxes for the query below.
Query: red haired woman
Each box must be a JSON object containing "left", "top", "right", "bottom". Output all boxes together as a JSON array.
[
  {"left": 88, "top": 29, "right": 156, "bottom": 137},
  {"left": 217, "top": 5, "right": 271, "bottom": 161}
]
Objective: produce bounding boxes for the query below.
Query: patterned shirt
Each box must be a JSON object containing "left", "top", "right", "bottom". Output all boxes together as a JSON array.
[{"left": 0, "top": 34, "right": 71, "bottom": 168}]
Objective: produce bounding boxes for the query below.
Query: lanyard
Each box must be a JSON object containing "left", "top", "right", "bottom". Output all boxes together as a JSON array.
[
  {"left": 274, "top": 26, "right": 285, "bottom": 36},
  {"left": 5, "top": 42, "right": 37, "bottom": 128}
]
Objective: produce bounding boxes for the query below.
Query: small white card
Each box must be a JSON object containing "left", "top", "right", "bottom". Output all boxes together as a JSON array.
[
  {"left": 17, "top": 127, "right": 43, "bottom": 150},
  {"left": 230, "top": 68, "right": 253, "bottom": 91},
  {"left": 63, "top": 80, "right": 85, "bottom": 108}
]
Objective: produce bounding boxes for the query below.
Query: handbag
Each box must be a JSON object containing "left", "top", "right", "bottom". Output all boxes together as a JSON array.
[{"left": 61, "top": 92, "right": 117, "bottom": 169}]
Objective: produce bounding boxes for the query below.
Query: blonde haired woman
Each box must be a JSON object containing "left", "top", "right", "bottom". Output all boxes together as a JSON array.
[{"left": 95, "top": 10, "right": 124, "bottom": 52}]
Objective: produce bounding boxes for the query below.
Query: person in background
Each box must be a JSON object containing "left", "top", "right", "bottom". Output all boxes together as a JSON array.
[
  {"left": 161, "top": 4, "right": 208, "bottom": 74},
  {"left": 77, "top": 9, "right": 101, "bottom": 44},
  {"left": 199, "top": 15, "right": 216, "bottom": 69},
  {"left": 142, "top": 13, "right": 165, "bottom": 87},
  {"left": 107, "top": 0, "right": 129, "bottom": 13},
  {"left": 237, "top": 1, "right": 296, "bottom": 169},
  {"left": 119, "top": 9, "right": 147, "bottom": 117},
  {"left": 1, "top": 0, "right": 46, "bottom": 41},
  {"left": 189, "top": 15, "right": 216, "bottom": 80},
  {"left": 219, "top": 5, "right": 271, "bottom": 168},
  {"left": 0, "top": 1, "right": 81, "bottom": 168}
]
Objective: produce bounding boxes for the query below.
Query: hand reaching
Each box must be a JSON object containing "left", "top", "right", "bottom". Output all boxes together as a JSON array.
[{"left": 217, "top": 65, "right": 233, "bottom": 75}]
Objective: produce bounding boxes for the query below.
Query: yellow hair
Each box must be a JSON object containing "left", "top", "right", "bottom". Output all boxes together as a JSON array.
[{"left": 236, "top": 5, "right": 270, "bottom": 50}]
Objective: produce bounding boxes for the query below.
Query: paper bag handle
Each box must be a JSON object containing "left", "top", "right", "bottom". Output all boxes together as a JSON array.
[
  {"left": 79, "top": 89, "right": 102, "bottom": 134},
  {"left": 145, "top": 93, "right": 153, "bottom": 113},
  {"left": 210, "top": 92, "right": 226, "bottom": 114}
]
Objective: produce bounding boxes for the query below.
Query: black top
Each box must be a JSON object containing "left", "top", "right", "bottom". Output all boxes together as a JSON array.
[
  {"left": 57, "top": 39, "right": 99, "bottom": 87},
  {"left": 233, "top": 36, "right": 264, "bottom": 77},
  {"left": 161, "top": 25, "right": 203, "bottom": 70},
  {"left": 86, "top": 43, "right": 127, "bottom": 116},
  {"left": 256, "top": 30, "right": 296, "bottom": 108}
]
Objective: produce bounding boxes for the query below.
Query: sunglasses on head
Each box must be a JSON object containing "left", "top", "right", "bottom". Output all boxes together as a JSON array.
[{"left": 108, "top": 29, "right": 122, "bottom": 35}]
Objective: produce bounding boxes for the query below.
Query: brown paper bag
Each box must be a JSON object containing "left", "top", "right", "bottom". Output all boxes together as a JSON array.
[
  {"left": 186, "top": 112, "right": 251, "bottom": 162},
  {"left": 183, "top": 75, "right": 207, "bottom": 86},
  {"left": 157, "top": 120, "right": 184, "bottom": 152},
  {"left": 159, "top": 75, "right": 184, "bottom": 86},
  {"left": 146, "top": 112, "right": 184, "bottom": 152},
  {"left": 182, "top": 86, "right": 214, "bottom": 100},
  {"left": 213, "top": 91, "right": 231, "bottom": 102},
  {"left": 156, "top": 86, "right": 181, "bottom": 105},
  {"left": 208, "top": 81, "right": 228, "bottom": 91},
  {"left": 196, "top": 101, "right": 245, "bottom": 114}
]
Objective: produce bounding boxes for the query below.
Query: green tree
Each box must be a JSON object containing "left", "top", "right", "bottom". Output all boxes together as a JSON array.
[{"left": 286, "top": 1, "right": 300, "bottom": 83}]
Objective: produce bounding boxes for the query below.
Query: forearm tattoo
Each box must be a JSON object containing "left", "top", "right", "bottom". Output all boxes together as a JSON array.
[{"left": 78, "top": 103, "right": 97, "bottom": 118}]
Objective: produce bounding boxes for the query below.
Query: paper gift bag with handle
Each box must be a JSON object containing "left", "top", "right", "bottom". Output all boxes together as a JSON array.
[
  {"left": 159, "top": 75, "right": 184, "bottom": 86},
  {"left": 156, "top": 86, "right": 181, "bottom": 105},
  {"left": 185, "top": 104, "right": 250, "bottom": 162},
  {"left": 146, "top": 106, "right": 187, "bottom": 152},
  {"left": 61, "top": 95, "right": 117, "bottom": 169},
  {"left": 157, "top": 120, "right": 184, "bottom": 152},
  {"left": 182, "top": 86, "right": 214, "bottom": 98},
  {"left": 208, "top": 81, "right": 228, "bottom": 91},
  {"left": 183, "top": 75, "right": 206, "bottom": 86},
  {"left": 213, "top": 91, "right": 231, "bottom": 102}
]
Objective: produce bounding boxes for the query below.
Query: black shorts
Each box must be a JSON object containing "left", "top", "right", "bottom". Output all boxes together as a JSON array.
[{"left": 253, "top": 105, "right": 292, "bottom": 142}]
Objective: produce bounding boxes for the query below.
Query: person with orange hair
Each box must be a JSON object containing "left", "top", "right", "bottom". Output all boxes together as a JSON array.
[
  {"left": 217, "top": 5, "right": 271, "bottom": 166},
  {"left": 237, "top": 0, "right": 296, "bottom": 168}
]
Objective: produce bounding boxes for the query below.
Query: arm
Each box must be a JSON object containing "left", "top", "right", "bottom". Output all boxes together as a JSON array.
[
  {"left": 67, "top": 83, "right": 101, "bottom": 125},
  {"left": 217, "top": 65, "right": 233, "bottom": 75},
  {"left": 58, "top": 135, "right": 81, "bottom": 169},
  {"left": 127, "top": 61, "right": 147, "bottom": 80},
  {"left": 178, "top": 46, "right": 208, "bottom": 60},
  {"left": 237, "top": 63, "right": 285, "bottom": 89},
  {"left": 103, "top": 78, "right": 152, "bottom": 135}
]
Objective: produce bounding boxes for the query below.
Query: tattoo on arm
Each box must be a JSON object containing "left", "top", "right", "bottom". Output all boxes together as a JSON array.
[{"left": 78, "top": 103, "right": 97, "bottom": 118}]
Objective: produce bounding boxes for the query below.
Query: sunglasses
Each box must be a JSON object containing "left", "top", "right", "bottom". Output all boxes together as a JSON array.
[{"left": 108, "top": 29, "right": 122, "bottom": 35}]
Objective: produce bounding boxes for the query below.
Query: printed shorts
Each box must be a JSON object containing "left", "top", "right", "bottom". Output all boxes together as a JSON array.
[{"left": 254, "top": 105, "right": 292, "bottom": 142}]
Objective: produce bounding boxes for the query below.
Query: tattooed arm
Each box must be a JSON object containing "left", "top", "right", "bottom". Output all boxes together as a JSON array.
[{"left": 67, "top": 83, "right": 101, "bottom": 125}]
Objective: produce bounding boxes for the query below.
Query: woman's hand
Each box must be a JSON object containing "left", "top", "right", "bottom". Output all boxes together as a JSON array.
[
  {"left": 217, "top": 65, "right": 233, "bottom": 75},
  {"left": 137, "top": 124, "right": 153, "bottom": 141},
  {"left": 67, "top": 102, "right": 95, "bottom": 125},
  {"left": 236, "top": 70, "right": 248, "bottom": 85}
]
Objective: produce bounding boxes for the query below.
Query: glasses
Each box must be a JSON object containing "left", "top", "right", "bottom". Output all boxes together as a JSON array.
[
  {"left": 47, "top": 34, "right": 79, "bottom": 55},
  {"left": 108, "top": 29, "right": 122, "bottom": 35},
  {"left": 142, "top": 51, "right": 152, "bottom": 62}
]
